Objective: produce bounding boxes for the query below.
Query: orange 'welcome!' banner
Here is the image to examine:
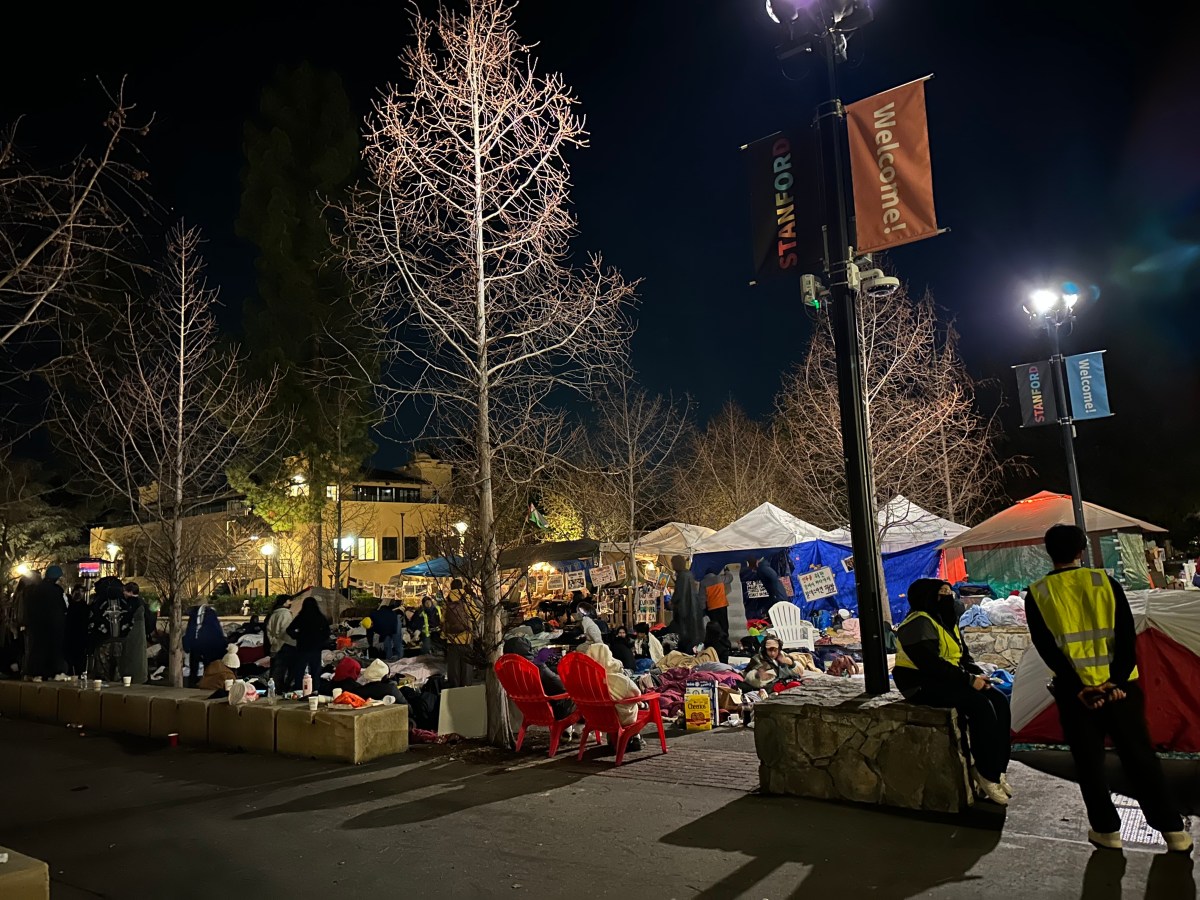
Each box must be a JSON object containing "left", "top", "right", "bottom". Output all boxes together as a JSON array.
[{"left": 847, "top": 77, "right": 939, "bottom": 254}]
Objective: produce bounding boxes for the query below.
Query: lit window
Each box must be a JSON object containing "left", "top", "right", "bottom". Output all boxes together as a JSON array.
[
  {"left": 357, "top": 537, "right": 376, "bottom": 561},
  {"left": 326, "top": 485, "right": 338, "bottom": 500}
]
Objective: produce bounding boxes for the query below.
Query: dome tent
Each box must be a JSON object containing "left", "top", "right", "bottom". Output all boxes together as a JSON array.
[{"left": 1011, "top": 590, "right": 1200, "bottom": 751}]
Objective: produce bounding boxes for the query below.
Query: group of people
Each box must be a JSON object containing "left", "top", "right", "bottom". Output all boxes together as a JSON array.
[
  {"left": 15, "top": 568, "right": 155, "bottom": 684},
  {"left": 889, "top": 524, "right": 1190, "bottom": 854}
]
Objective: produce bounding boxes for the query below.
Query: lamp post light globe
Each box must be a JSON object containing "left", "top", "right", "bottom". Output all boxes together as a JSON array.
[
  {"left": 260, "top": 543, "right": 276, "bottom": 557},
  {"left": 1023, "top": 281, "right": 1089, "bottom": 538},
  {"left": 453, "top": 521, "right": 468, "bottom": 536}
]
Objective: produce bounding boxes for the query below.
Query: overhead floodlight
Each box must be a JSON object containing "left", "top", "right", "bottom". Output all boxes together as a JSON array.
[
  {"left": 106, "top": 543, "right": 120, "bottom": 559},
  {"left": 765, "top": 0, "right": 799, "bottom": 24},
  {"left": 1029, "top": 289, "right": 1058, "bottom": 315}
]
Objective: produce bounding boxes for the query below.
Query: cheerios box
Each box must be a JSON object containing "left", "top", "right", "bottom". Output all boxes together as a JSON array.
[{"left": 684, "top": 680, "right": 716, "bottom": 731}]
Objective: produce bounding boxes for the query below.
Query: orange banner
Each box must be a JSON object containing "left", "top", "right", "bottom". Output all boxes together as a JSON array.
[{"left": 847, "top": 77, "right": 938, "bottom": 254}]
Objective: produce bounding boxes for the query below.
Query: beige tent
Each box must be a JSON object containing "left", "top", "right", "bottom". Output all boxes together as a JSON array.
[{"left": 943, "top": 491, "right": 1164, "bottom": 593}]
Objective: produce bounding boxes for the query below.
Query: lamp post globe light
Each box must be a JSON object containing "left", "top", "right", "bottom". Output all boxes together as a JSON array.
[
  {"left": 759, "top": 0, "right": 889, "bottom": 694},
  {"left": 1024, "top": 281, "right": 1089, "bottom": 536}
]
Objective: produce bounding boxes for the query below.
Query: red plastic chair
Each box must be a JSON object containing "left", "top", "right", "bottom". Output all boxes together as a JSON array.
[
  {"left": 559, "top": 651, "right": 668, "bottom": 766},
  {"left": 494, "top": 654, "right": 582, "bottom": 757}
]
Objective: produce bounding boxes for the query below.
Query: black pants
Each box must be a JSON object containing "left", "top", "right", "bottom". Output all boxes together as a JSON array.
[
  {"left": 293, "top": 649, "right": 323, "bottom": 691},
  {"left": 269, "top": 644, "right": 295, "bottom": 692},
  {"left": 901, "top": 674, "right": 1012, "bottom": 782},
  {"left": 446, "top": 644, "right": 473, "bottom": 688},
  {"left": 1054, "top": 681, "right": 1183, "bottom": 834},
  {"left": 706, "top": 606, "right": 729, "bottom": 635}
]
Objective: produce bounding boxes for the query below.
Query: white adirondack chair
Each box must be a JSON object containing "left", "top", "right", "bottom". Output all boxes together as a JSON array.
[{"left": 767, "top": 601, "right": 817, "bottom": 652}]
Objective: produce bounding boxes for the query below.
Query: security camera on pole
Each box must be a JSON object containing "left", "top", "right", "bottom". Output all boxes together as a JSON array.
[{"left": 754, "top": 0, "right": 947, "bottom": 694}]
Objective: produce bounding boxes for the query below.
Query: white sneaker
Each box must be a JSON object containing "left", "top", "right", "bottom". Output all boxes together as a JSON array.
[
  {"left": 1163, "top": 831, "right": 1194, "bottom": 855},
  {"left": 999, "top": 773, "right": 1014, "bottom": 798},
  {"left": 1088, "top": 830, "right": 1123, "bottom": 851},
  {"left": 971, "top": 769, "right": 1008, "bottom": 807}
]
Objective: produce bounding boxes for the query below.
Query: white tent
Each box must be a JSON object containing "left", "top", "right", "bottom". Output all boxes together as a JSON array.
[
  {"left": 824, "top": 495, "right": 969, "bottom": 553},
  {"left": 600, "top": 522, "right": 715, "bottom": 558},
  {"left": 692, "top": 502, "right": 833, "bottom": 554}
]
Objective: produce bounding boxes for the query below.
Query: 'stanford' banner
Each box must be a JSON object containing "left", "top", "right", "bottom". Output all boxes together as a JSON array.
[
  {"left": 1013, "top": 360, "right": 1060, "bottom": 428},
  {"left": 847, "top": 77, "right": 939, "bottom": 254},
  {"left": 743, "top": 129, "right": 823, "bottom": 282},
  {"left": 1065, "top": 351, "right": 1113, "bottom": 420}
]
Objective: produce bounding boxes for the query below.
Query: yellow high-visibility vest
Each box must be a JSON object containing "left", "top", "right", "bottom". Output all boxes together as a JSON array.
[
  {"left": 1027, "top": 567, "right": 1138, "bottom": 687},
  {"left": 893, "top": 610, "right": 963, "bottom": 670}
]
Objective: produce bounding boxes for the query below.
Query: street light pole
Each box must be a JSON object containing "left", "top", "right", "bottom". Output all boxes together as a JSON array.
[
  {"left": 1027, "top": 287, "right": 1088, "bottom": 539},
  {"left": 812, "top": 12, "right": 890, "bottom": 695}
]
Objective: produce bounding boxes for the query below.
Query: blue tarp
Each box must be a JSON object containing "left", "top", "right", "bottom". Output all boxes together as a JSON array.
[
  {"left": 788, "top": 540, "right": 942, "bottom": 621},
  {"left": 694, "top": 540, "right": 941, "bottom": 623},
  {"left": 399, "top": 556, "right": 466, "bottom": 578}
]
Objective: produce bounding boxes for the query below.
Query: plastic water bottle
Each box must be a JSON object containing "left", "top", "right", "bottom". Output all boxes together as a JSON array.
[
  {"left": 266, "top": 677, "right": 276, "bottom": 703},
  {"left": 301, "top": 668, "right": 312, "bottom": 697},
  {"left": 79, "top": 670, "right": 87, "bottom": 690}
]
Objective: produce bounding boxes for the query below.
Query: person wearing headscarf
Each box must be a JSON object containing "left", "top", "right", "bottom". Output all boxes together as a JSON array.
[
  {"left": 893, "top": 578, "right": 1011, "bottom": 806},
  {"left": 23, "top": 565, "right": 66, "bottom": 678},
  {"left": 584, "top": 642, "right": 642, "bottom": 728},
  {"left": 286, "top": 594, "right": 331, "bottom": 691},
  {"left": 503, "top": 636, "right": 575, "bottom": 720},
  {"left": 669, "top": 556, "right": 704, "bottom": 654},
  {"left": 182, "top": 600, "right": 227, "bottom": 687}
]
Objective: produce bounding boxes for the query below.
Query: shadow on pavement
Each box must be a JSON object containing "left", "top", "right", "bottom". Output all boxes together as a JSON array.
[
  {"left": 660, "top": 793, "right": 1004, "bottom": 900},
  {"left": 338, "top": 756, "right": 592, "bottom": 830},
  {"left": 1015, "top": 749, "right": 1200, "bottom": 814},
  {"left": 1080, "top": 848, "right": 1196, "bottom": 900}
]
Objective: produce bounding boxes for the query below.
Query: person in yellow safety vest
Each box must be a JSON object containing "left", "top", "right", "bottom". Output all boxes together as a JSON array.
[
  {"left": 892, "top": 578, "right": 1012, "bottom": 806},
  {"left": 1026, "top": 525, "right": 1191, "bottom": 855}
]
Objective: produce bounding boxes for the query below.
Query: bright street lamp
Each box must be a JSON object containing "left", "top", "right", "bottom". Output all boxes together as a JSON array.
[
  {"left": 15, "top": 562, "right": 31, "bottom": 577},
  {"left": 453, "top": 521, "right": 468, "bottom": 535},
  {"left": 106, "top": 543, "right": 120, "bottom": 559},
  {"left": 1023, "top": 281, "right": 1089, "bottom": 536}
]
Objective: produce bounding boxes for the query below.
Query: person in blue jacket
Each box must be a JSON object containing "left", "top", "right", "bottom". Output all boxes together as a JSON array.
[{"left": 183, "top": 602, "right": 226, "bottom": 686}]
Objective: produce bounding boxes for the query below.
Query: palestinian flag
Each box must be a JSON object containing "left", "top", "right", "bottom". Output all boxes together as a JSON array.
[{"left": 527, "top": 502, "right": 548, "bottom": 529}]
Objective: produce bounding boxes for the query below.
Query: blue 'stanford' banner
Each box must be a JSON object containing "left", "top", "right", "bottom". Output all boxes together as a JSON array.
[
  {"left": 1065, "top": 351, "right": 1113, "bottom": 420},
  {"left": 847, "top": 76, "right": 939, "bottom": 254},
  {"left": 743, "top": 129, "right": 823, "bottom": 283},
  {"left": 1013, "top": 360, "right": 1059, "bottom": 428}
]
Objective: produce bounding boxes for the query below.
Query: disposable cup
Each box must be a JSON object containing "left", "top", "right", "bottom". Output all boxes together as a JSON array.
[
  {"left": 122, "top": 676, "right": 132, "bottom": 687},
  {"left": 307, "top": 696, "right": 320, "bottom": 712},
  {"left": 93, "top": 680, "right": 102, "bottom": 691}
]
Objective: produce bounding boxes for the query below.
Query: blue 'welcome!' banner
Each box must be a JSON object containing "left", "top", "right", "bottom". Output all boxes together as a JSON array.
[{"left": 1065, "top": 351, "right": 1112, "bottom": 420}]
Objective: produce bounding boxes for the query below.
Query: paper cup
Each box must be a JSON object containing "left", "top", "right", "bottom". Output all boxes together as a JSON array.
[
  {"left": 307, "top": 696, "right": 320, "bottom": 712},
  {"left": 93, "top": 680, "right": 103, "bottom": 691},
  {"left": 122, "top": 676, "right": 132, "bottom": 687},
  {"left": 167, "top": 733, "right": 179, "bottom": 748}
]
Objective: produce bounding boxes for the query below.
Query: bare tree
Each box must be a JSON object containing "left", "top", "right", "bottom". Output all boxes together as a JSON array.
[
  {"left": 669, "top": 401, "right": 783, "bottom": 530},
  {"left": 0, "top": 84, "right": 150, "bottom": 353},
  {"left": 343, "top": 0, "right": 635, "bottom": 745},
  {"left": 50, "top": 224, "right": 284, "bottom": 686},
  {"left": 774, "top": 284, "right": 1010, "bottom": 531}
]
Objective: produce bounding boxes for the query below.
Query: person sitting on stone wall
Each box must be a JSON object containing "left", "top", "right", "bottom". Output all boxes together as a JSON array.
[{"left": 892, "top": 578, "right": 1012, "bottom": 806}]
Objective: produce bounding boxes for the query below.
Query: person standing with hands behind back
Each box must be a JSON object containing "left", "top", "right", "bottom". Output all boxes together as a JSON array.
[{"left": 1026, "top": 524, "right": 1191, "bottom": 854}]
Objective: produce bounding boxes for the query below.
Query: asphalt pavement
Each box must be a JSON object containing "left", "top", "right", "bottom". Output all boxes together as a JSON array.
[{"left": 0, "top": 717, "right": 1194, "bottom": 899}]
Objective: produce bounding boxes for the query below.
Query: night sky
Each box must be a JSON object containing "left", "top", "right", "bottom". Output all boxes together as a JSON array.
[{"left": 3, "top": 1, "right": 1198, "bottom": 533}]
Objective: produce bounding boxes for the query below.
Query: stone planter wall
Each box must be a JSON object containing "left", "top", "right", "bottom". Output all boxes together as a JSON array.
[
  {"left": 754, "top": 681, "right": 973, "bottom": 813},
  {"left": 961, "top": 626, "right": 1031, "bottom": 669}
]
